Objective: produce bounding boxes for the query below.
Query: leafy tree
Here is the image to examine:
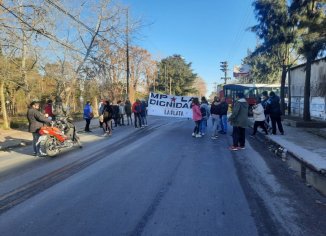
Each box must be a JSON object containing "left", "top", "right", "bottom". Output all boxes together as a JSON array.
[
  {"left": 250, "top": 0, "right": 299, "bottom": 113},
  {"left": 193, "top": 77, "right": 207, "bottom": 97},
  {"left": 289, "top": 0, "right": 326, "bottom": 121},
  {"left": 156, "top": 55, "right": 197, "bottom": 96},
  {"left": 242, "top": 49, "right": 281, "bottom": 84}
]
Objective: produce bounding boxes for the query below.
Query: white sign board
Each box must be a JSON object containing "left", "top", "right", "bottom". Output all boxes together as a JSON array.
[
  {"left": 311, "top": 97, "right": 326, "bottom": 120},
  {"left": 147, "top": 92, "right": 193, "bottom": 118}
]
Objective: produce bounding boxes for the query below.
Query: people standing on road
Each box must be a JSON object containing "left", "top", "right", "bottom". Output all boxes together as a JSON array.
[
  {"left": 199, "top": 96, "right": 210, "bottom": 136},
  {"left": 125, "top": 98, "right": 133, "bottom": 126},
  {"left": 261, "top": 91, "right": 271, "bottom": 132},
  {"left": 266, "top": 91, "right": 284, "bottom": 135},
  {"left": 27, "top": 101, "right": 51, "bottom": 156},
  {"left": 83, "top": 101, "right": 93, "bottom": 132},
  {"left": 112, "top": 103, "right": 120, "bottom": 127},
  {"left": 251, "top": 97, "right": 268, "bottom": 137},
  {"left": 44, "top": 99, "right": 54, "bottom": 121},
  {"left": 210, "top": 96, "right": 221, "bottom": 139},
  {"left": 228, "top": 93, "right": 249, "bottom": 150},
  {"left": 219, "top": 97, "right": 228, "bottom": 134},
  {"left": 102, "top": 100, "right": 113, "bottom": 136},
  {"left": 132, "top": 99, "right": 142, "bottom": 128},
  {"left": 98, "top": 99, "right": 105, "bottom": 128},
  {"left": 140, "top": 99, "right": 148, "bottom": 127},
  {"left": 118, "top": 100, "right": 125, "bottom": 126},
  {"left": 191, "top": 97, "right": 202, "bottom": 138}
]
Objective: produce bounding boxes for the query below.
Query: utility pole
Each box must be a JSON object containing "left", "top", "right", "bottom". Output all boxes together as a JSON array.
[
  {"left": 213, "top": 82, "right": 217, "bottom": 93},
  {"left": 164, "top": 64, "right": 167, "bottom": 93},
  {"left": 169, "top": 75, "right": 172, "bottom": 95},
  {"left": 220, "top": 61, "right": 229, "bottom": 84},
  {"left": 126, "top": 9, "right": 130, "bottom": 99}
]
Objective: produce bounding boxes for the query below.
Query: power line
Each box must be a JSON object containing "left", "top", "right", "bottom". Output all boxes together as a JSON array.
[{"left": 227, "top": 4, "right": 252, "bottom": 62}]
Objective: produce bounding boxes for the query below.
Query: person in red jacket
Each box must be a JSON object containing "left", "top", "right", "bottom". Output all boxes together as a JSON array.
[
  {"left": 44, "top": 99, "right": 54, "bottom": 121},
  {"left": 132, "top": 99, "right": 142, "bottom": 128}
]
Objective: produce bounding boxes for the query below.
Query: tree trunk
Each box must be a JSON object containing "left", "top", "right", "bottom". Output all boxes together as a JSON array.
[
  {"left": 0, "top": 79, "right": 10, "bottom": 129},
  {"left": 93, "top": 97, "right": 99, "bottom": 116},
  {"left": 280, "top": 65, "right": 287, "bottom": 115},
  {"left": 288, "top": 67, "right": 291, "bottom": 115},
  {"left": 303, "top": 55, "right": 312, "bottom": 121}
]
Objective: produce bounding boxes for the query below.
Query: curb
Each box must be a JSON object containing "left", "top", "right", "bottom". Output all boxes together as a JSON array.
[{"left": 248, "top": 122, "right": 326, "bottom": 175}]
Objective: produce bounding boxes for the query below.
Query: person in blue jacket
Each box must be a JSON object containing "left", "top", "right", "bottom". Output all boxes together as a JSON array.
[{"left": 83, "top": 101, "right": 93, "bottom": 132}]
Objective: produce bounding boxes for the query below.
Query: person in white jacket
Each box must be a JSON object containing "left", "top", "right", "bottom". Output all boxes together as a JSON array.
[{"left": 251, "top": 97, "right": 268, "bottom": 137}]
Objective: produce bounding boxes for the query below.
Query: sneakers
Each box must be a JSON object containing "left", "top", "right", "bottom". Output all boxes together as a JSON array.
[
  {"left": 195, "top": 134, "right": 202, "bottom": 138},
  {"left": 239, "top": 146, "right": 245, "bottom": 149},
  {"left": 211, "top": 135, "right": 218, "bottom": 140},
  {"left": 36, "top": 153, "right": 47, "bottom": 157},
  {"left": 229, "top": 146, "right": 240, "bottom": 151},
  {"left": 192, "top": 132, "right": 196, "bottom": 137}
]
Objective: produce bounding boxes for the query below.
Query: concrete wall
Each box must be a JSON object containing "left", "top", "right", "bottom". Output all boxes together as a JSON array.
[{"left": 290, "top": 59, "right": 326, "bottom": 120}]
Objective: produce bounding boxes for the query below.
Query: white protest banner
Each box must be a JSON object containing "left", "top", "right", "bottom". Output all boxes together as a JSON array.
[{"left": 147, "top": 92, "right": 193, "bottom": 118}]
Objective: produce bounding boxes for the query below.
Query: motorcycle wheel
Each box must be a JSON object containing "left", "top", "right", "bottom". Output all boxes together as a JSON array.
[{"left": 44, "top": 136, "right": 59, "bottom": 157}]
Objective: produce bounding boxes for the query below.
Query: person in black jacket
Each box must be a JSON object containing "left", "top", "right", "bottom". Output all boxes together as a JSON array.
[
  {"left": 112, "top": 103, "right": 120, "bottom": 127},
  {"left": 219, "top": 97, "right": 228, "bottom": 134},
  {"left": 27, "top": 101, "right": 51, "bottom": 156},
  {"left": 210, "top": 96, "right": 221, "bottom": 139},
  {"left": 261, "top": 91, "right": 271, "bottom": 132},
  {"left": 102, "top": 100, "right": 113, "bottom": 136},
  {"left": 266, "top": 91, "right": 284, "bottom": 135}
]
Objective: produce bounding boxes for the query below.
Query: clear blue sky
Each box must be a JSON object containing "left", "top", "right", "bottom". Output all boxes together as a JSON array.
[{"left": 121, "top": 0, "right": 258, "bottom": 96}]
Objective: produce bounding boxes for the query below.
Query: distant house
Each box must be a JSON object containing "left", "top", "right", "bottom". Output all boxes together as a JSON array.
[{"left": 289, "top": 57, "right": 326, "bottom": 120}]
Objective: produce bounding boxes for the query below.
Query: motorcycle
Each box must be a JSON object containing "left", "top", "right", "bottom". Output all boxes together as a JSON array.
[{"left": 38, "top": 117, "right": 82, "bottom": 157}]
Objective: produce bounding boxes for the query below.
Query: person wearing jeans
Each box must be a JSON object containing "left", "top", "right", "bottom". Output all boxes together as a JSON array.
[
  {"left": 199, "top": 97, "right": 210, "bottom": 135},
  {"left": 219, "top": 97, "right": 228, "bottom": 134},
  {"left": 191, "top": 97, "right": 202, "bottom": 138},
  {"left": 132, "top": 99, "right": 142, "bottom": 128},
  {"left": 210, "top": 96, "right": 221, "bottom": 139},
  {"left": 27, "top": 101, "right": 51, "bottom": 156}
]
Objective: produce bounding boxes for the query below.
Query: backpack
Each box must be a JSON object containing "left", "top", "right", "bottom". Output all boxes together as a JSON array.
[
  {"left": 103, "top": 106, "right": 112, "bottom": 120},
  {"left": 135, "top": 104, "right": 141, "bottom": 113},
  {"left": 200, "top": 106, "right": 207, "bottom": 117}
]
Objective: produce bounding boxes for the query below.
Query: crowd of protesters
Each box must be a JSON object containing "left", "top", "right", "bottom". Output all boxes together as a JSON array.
[
  {"left": 91, "top": 98, "right": 149, "bottom": 137},
  {"left": 27, "top": 90, "right": 284, "bottom": 156},
  {"left": 190, "top": 90, "right": 284, "bottom": 151}
]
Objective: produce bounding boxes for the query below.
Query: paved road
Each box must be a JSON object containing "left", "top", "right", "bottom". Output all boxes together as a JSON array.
[{"left": 0, "top": 117, "right": 325, "bottom": 236}]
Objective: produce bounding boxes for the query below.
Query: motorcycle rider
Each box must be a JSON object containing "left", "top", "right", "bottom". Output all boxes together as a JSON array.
[
  {"left": 52, "top": 96, "right": 67, "bottom": 120},
  {"left": 27, "top": 100, "right": 51, "bottom": 157}
]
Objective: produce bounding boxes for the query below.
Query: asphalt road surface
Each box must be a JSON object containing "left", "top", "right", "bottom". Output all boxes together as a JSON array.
[{"left": 0, "top": 116, "right": 325, "bottom": 236}]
